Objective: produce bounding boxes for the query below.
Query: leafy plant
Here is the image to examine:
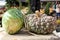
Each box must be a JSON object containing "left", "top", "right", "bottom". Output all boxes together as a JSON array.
[{"left": 45, "top": 2, "right": 52, "bottom": 15}]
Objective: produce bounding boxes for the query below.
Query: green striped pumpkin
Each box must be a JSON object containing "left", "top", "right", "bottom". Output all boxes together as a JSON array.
[{"left": 2, "top": 8, "right": 24, "bottom": 34}]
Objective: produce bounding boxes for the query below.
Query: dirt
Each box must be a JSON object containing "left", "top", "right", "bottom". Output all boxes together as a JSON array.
[{"left": 0, "top": 28, "right": 59, "bottom": 40}]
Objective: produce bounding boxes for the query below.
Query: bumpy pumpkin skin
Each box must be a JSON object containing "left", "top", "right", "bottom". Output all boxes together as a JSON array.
[
  {"left": 2, "top": 8, "right": 24, "bottom": 34},
  {"left": 25, "top": 14, "right": 56, "bottom": 34}
]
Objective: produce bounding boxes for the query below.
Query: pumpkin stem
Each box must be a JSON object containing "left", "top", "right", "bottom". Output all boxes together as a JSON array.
[{"left": 35, "top": 10, "right": 40, "bottom": 18}]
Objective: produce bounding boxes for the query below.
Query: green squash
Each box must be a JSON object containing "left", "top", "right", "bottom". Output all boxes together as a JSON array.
[{"left": 2, "top": 8, "right": 24, "bottom": 34}]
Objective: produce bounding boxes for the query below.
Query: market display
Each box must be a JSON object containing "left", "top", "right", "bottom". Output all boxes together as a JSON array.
[
  {"left": 0, "top": 0, "right": 59, "bottom": 35},
  {"left": 2, "top": 8, "right": 24, "bottom": 34}
]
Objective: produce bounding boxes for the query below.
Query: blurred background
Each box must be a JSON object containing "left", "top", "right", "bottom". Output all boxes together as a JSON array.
[{"left": 0, "top": 0, "right": 60, "bottom": 27}]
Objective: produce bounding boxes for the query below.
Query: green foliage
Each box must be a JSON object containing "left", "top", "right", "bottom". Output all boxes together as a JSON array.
[{"left": 45, "top": 2, "right": 52, "bottom": 15}]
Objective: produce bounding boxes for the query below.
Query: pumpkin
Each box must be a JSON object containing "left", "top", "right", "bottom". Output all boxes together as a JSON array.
[
  {"left": 2, "top": 8, "right": 24, "bottom": 34},
  {"left": 25, "top": 13, "right": 56, "bottom": 34}
]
